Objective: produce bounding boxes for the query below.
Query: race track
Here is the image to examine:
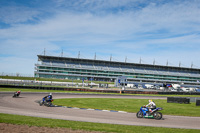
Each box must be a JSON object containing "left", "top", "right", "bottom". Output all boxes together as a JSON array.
[{"left": 0, "top": 92, "right": 200, "bottom": 130}]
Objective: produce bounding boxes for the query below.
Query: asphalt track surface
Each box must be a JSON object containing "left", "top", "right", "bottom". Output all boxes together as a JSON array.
[{"left": 0, "top": 92, "right": 200, "bottom": 130}]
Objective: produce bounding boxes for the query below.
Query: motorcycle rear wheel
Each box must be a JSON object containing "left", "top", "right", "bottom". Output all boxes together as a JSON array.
[{"left": 154, "top": 112, "right": 162, "bottom": 120}]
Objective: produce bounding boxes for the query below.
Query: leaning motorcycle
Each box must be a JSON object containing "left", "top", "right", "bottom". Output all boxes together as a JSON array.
[
  {"left": 13, "top": 92, "right": 20, "bottom": 98},
  {"left": 39, "top": 99, "right": 53, "bottom": 107},
  {"left": 136, "top": 106, "right": 163, "bottom": 120}
]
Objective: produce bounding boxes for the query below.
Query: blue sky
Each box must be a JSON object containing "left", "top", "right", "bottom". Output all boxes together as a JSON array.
[{"left": 0, "top": 0, "right": 200, "bottom": 76}]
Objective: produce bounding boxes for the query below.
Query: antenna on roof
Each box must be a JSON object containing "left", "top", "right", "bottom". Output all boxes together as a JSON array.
[
  {"left": 153, "top": 59, "right": 155, "bottom": 65},
  {"left": 94, "top": 52, "right": 96, "bottom": 60},
  {"left": 110, "top": 54, "right": 112, "bottom": 61},
  {"left": 44, "top": 48, "right": 46, "bottom": 56},
  {"left": 191, "top": 62, "right": 193, "bottom": 68},
  {"left": 179, "top": 61, "right": 181, "bottom": 67},
  {"left": 78, "top": 51, "right": 80, "bottom": 58},
  {"left": 125, "top": 56, "right": 127, "bottom": 63},
  {"left": 139, "top": 57, "right": 141, "bottom": 64},
  {"left": 166, "top": 60, "right": 168, "bottom": 66},
  {"left": 61, "top": 49, "right": 63, "bottom": 57}
]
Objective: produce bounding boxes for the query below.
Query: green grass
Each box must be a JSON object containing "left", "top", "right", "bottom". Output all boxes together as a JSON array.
[
  {"left": 0, "top": 113, "right": 199, "bottom": 133},
  {"left": 0, "top": 88, "right": 115, "bottom": 94},
  {"left": 0, "top": 76, "right": 114, "bottom": 84},
  {"left": 0, "top": 88, "right": 64, "bottom": 93},
  {"left": 53, "top": 98, "right": 200, "bottom": 117}
]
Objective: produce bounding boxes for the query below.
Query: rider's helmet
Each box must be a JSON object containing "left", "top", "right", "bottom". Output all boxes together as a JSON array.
[
  {"left": 149, "top": 99, "right": 152, "bottom": 103},
  {"left": 49, "top": 93, "right": 52, "bottom": 96}
]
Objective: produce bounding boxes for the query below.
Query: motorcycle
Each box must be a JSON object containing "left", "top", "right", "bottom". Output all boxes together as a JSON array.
[
  {"left": 13, "top": 92, "right": 20, "bottom": 98},
  {"left": 136, "top": 106, "right": 163, "bottom": 120},
  {"left": 39, "top": 99, "right": 53, "bottom": 107}
]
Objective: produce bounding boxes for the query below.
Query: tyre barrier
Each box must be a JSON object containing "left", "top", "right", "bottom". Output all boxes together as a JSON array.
[
  {"left": 167, "top": 97, "right": 190, "bottom": 104},
  {"left": 196, "top": 100, "right": 200, "bottom": 106}
]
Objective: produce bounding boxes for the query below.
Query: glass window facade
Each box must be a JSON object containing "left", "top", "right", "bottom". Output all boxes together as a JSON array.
[{"left": 35, "top": 55, "right": 200, "bottom": 84}]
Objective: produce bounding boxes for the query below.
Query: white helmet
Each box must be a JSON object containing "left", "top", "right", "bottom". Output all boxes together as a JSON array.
[
  {"left": 49, "top": 93, "right": 52, "bottom": 95},
  {"left": 149, "top": 99, "right": 152, "bottom": 103}
]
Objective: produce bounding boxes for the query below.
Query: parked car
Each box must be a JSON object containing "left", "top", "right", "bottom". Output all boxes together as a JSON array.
[
  {"left": 177, "top": 88, "right": 183, "bottom": 92},
  {"left": 171, "top": 89, "right": 177, "bottom": 92}
]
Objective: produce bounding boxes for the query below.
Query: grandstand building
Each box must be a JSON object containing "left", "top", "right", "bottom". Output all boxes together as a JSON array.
[{"left": 35, "top": 55, "right": 200, "bottom": 86}]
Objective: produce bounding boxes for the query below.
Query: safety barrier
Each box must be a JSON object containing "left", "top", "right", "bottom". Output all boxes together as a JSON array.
[
  {"left": 167, "top": 97, "right": 190, "bottom": 104},
  {"left": 196, "top": 100, "right": 200, "bottom": 106}
]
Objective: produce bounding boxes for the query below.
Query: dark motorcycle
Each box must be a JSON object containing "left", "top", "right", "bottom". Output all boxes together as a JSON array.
[
  {"left": 136, "top": 106, "right": 163, "bottom": 120},
  {"left": 39, "top": 99, "right": 53, "bottom": 107}
]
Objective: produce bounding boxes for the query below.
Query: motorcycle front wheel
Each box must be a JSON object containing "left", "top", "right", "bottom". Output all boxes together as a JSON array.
[
  {"left": 39, "top": 101, "right": 43, "bottom": 106},
  {"left": 136, "top": 111, "right": 143, "bottom": 118}
]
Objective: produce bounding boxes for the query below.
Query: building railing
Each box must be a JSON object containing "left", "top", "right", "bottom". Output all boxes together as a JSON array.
[{"left": 35, "top": 63, "right": 200, "bottom": 78}]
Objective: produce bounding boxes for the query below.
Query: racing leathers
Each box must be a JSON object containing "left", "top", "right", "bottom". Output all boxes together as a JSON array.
[
  {"left": 42, "top": 95, "right": 52, "bottom": 103},
  {"left": 146, "top": 100, "right": 156, "bottom": 113}
]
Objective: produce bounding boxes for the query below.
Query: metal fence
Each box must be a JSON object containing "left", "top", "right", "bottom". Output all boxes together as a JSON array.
[
  {"left": 0, "top": 78, "right": 104, "bottom": 88},
  {"left": 0, "top": 72, "right": 34, "bottom": 77}
]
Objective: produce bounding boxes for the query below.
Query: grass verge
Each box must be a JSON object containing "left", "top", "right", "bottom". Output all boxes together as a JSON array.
[
  {"left": 0, "top": 88, "right": 116, "bottom": 94},
  {"left": 0, "top": 113, "right": 199, "bottom": 133},
  {"left": 0, "top": 76, "right": 113, "bottom": 84},
  {"left": 53, "top": 98, "right": 200, "bottom": 117}
]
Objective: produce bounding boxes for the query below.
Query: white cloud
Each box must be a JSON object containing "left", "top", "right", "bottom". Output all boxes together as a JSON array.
[
  {"left": 1, "top": 0, "right": 200, "bottom": 74},
  {"left": 0, "top": 6, "right": 40, "bottom": 24},
  {"left": 1, "top": 1, "right": 200, "bottom": 42}
]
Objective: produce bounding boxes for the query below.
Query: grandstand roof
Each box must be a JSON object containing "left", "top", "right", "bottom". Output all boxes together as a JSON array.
[{"left": 38, "top": 55, "right": 200, "bottom": 72}]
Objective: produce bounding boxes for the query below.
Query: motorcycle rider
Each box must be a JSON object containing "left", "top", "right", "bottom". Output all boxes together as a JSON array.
[
  {"left": 146, "top": 99, "right": 156, "bottom": 113},
  {"left": 42, "top": 93, "right": 53, "bottom": 103},
  {"left": 16, "top": 90, "right": 21, "bottom": 96},
  {"left": 14, "top": 90, "right": 21, "bottom": 97}
]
